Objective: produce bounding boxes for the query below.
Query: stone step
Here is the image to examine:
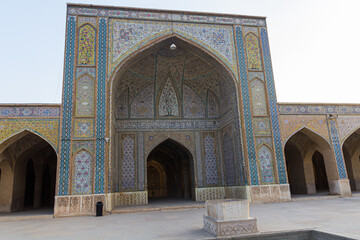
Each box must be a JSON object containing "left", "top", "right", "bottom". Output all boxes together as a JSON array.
[
  {"left": 0, "top": 214, "right": 53, "bottom": 221},
  {"left": 111, "top": 203, "right": 205, "bottom": 214},
  {"left": 291, "top": 194, "right": 341, "bottom": 202}
]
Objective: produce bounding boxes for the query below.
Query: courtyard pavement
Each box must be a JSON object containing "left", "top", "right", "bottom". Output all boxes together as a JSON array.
[{"left": 1, "top": 195, "right": 360, "bottom": 240}]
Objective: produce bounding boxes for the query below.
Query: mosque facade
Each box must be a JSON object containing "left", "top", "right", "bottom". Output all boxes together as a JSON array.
[{"left": 0, "top": 4, "right": 358, "bottom": 217}]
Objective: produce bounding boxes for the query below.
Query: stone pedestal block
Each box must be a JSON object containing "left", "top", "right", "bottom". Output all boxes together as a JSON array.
[
  {"left": 203, "top": 215, "right": 257, "bottom": 237},
  {"left": 203, "top": 199, "right": 257, "bottom": 237},
  {"left": 329, "top": 179, "right": 352, "bottom": 197}
]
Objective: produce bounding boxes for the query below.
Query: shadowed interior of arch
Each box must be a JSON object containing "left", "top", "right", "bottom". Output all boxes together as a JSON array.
[
  {"left": 147, "top": 139, "right": 193, "bottom": 201},
  {"left": 0, "top": 130, "right": 57, "bottom": 213},
  {"left": 284, "top": 128, "right": 334, "bottom": 196}
]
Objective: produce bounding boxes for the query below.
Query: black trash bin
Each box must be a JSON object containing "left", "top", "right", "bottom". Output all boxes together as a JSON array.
[{"left": 96, "top": 201, "right": 103, "bottom": 217}]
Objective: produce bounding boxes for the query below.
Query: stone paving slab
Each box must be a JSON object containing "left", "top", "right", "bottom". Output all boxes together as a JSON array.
[{"left": 1, "top": 196, "right": 360, "bottom": 239}]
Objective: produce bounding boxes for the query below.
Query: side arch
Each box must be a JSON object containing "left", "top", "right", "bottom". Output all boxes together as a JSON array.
[
  {"left": 0, "top": 129, "right": 58, "bottom": 155},
  {"left": 283, "top": 126, "right": 331, "bottom": 149},
  {"left": 283, "top": 126, "right": 343, "bottom": 195}
]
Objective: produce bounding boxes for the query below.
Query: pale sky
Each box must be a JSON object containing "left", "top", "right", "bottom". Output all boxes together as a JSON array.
[{"left": 0, "top": 0, "right": 359, "bottom": 104}]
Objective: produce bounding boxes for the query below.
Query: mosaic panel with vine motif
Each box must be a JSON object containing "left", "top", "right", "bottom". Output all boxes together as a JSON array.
[
  {"left": 78, "top": 24, "right": 96, "bottom": 65},
  {"left": 158, "top": 78, "right": 179, "bottom": 117},
  {"left": 250, "top": 79, "right": 267, "bottom": 116},
  {"left": 258, "top": 145, "right": 276, "bottom": 184},
  {"left": 245, "top": 33, "right": 262, "bottom": 70}
]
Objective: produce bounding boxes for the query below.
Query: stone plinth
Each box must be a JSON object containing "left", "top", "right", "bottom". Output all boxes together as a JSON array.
[{"left": 203, "top": 199, "right": 257, "bottom": 237}]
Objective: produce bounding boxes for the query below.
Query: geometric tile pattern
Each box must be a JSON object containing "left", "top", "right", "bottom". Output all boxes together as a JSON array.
[
  {"left": 116, "top": 89, "right": 129, "bottom": 119},
  {"left": 204, "top": 133, "right": 219, "bottom": 186},
  {"left": 0, "top": 119, "right": 60, "bottom": 151},
  {"left": 72, "top": 150, "right": 93, "bottom": 194},
  {"left": 260, "top": 28, "right": 287, "bottom": 184},
  {"left": 235, "top": 26, "right": 259, "bottom": 185},
  {"left": 130, "top": 84, "right": 155, "bottom": 119},
  {"left": 94, "top": 18, "right": 107, "bottom": 194},
  {"left": 258, "top": 145, "right": 276, "bottom": 184},
  {"left": 222, "top": 133, "right": 236, "bottom": 186},
  {"left": 59, "top": 16, "right": 76, "bottom": 196},
  {"left": 72, "top": 141, "right": 94, "bottom": 154},
  {"left": 108, "top": 19, "right": 238, "bottom": 77},
  {"left": 68, "top": 6, "right": 266, "bottom": 26},
  {"left": 278, "top": 104, "right": 360, "bottom": 115},
  {"left": 279, "top": 115, "right": 330, "bottom": 144},
  {"left": 75, "top": 74, "right": 95, "bottom": 117},
  {"left": 329, "top": 120, "right": 347, "bottom": 179},
  {"left": 121, "top": 135, "right": 136, "bottom": 190},
  {"left": 173, "top": 22, "right": 237, "bottom": 76},
  {"left": 0, "top": 106, "right": 60, "bottom": 118},
  {"left": 207, "top": 90, "right": 219, "bottom": 118},
  {"left": 78, "top": 16, "right": 96, "bottom": 26},
  {"left": 75, "top": 67, "right": 96, "bottom": 79},
  {"left": 245, "top": 33, "right": 262, "bottom": 70},
  {"left": 183, "top": 84, "right": 205, "bottom": 118},
  {"left": 109, "top": 19, "right": 170, "bottom": 74},
  {"left": 73, "top": 119, "right": 94, "bottom": 139},
  {"left": 337, "top": 115, "right": 360, "bottom": 142},
  {"left": 77, "top": 24, "right": 96, "bottom": 66}
]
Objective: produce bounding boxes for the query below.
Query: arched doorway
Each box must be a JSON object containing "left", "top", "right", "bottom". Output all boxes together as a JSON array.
[
  {"left": 147, "top": 139, "right": 193, "bottom": 200},
  {"left": 342, "top": 129, "right": 360, "bottom": 191},
  {"left": 284, "top": 128, "right": 337, "bottom": 195},
  {"left": 0, "top": 130, "right": 57, "bottom": 212},
  {"left": 312, "top": 151, "right": 329, "bottom": 192}
]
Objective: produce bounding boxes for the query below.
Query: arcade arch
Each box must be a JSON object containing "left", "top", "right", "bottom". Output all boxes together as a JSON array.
[
  {"left": 110, "top": 36, "right": 245, "bottom": 199},
  {"left": 284, "top": 128, "right": 339, "bottom": 195},
  {"left": 0, "top": 130, "right": 57, "bottom": 212},
  {"left": 342, "top": 128, "right": 360, "bottom": 191}
]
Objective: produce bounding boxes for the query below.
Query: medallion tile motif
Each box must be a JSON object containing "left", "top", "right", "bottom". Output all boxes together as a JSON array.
[{"left": 73, "top": 119, "right": 94, "bottom": 138}]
